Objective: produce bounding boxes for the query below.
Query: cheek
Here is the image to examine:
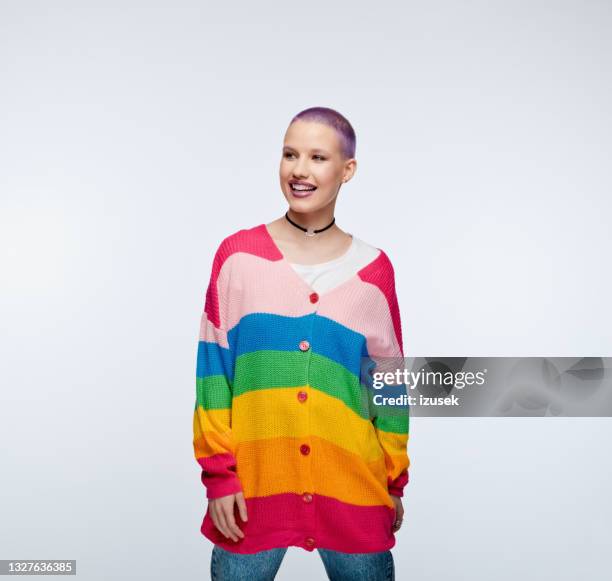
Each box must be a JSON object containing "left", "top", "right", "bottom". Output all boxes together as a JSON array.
[{"left": 313, "top": 167, "right": 339, "bottom": 186}]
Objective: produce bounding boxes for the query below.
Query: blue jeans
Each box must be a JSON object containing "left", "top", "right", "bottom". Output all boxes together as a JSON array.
[{"left": 211, "top": 544, "right": 395, "bottom": 581}]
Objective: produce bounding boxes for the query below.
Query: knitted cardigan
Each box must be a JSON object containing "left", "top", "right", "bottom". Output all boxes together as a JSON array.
[{"left": 193, "top": 223, "right": 410, "bottom": 554}]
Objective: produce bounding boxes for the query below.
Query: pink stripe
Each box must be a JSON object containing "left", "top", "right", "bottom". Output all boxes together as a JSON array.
[
  {"left": 201, "top": 492, "right": 396, "bottom": 554},
  {"left": 199, "top": 315, "right": 229, "bottom": 348},
  {"left": 359, "top": 250, "right": 404, "bottom": 355},
  {"left": 317, "top": 277, "right": 403, "bottom": 358},
  {"left": 219, "top": 252, "right": 402, "bottom": 358},
  {"left": 203, "top": 224, "right": 403, "bottom": 356},
  {"left": 223, "top": 252, "right": 323, "bottom": 326},
  {"left": 203, "top": 224, "right": 403, "bottom": 358},
  {"left": 205, "top": 225, "right": 282, "bottom": 328}
]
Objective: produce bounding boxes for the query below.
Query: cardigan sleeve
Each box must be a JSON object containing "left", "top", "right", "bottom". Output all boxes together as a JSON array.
[
  {"left": 370, "top": 254, "right": 411, "bottom": 498},
  {"left": 193, "top": 241, "right": 243, "bottom": 499}
]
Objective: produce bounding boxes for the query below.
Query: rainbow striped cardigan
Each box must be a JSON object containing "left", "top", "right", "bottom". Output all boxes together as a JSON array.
[{"left": 194, "top": 223, "right": 410, "bottom": 554}]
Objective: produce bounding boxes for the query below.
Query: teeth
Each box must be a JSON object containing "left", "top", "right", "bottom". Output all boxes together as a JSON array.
[{"left": 291, "top": 184, "right": 316, "bottom": 191}]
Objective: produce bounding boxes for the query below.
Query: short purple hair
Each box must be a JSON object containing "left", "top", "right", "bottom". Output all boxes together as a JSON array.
[{"left": 289, "top": 106, "right": 356, "bottom": 160}]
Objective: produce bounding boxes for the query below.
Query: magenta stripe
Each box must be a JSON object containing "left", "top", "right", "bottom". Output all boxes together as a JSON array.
[
  {"left": 201, "top": 492, "right": 396, "bottom": 554},
  {"left": 197, "top": 455, "right": 242, "bottom": 499},
  {"left": 388, "top": 471, "right": 409, "bottom": 497}
]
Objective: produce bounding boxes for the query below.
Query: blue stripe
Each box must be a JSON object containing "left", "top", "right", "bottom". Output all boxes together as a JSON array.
[
  {"left": 197, "top": 313, "right": 405, "bottom": 394},
  {"left": 228, "top": 312, "right": 370, "bottom": 378},
  {"left": 196, "top": 339, "right": 235, "bottom": 381}
]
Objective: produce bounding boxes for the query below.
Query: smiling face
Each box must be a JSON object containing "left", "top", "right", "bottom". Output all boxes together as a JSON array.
[{"left": 279, "top": 120, "right": 356, "bottom": 214}]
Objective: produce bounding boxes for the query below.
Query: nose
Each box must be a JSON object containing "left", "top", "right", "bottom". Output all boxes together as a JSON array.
[{"left": 292, "top": 155, "right": 310, "bottom": 178}]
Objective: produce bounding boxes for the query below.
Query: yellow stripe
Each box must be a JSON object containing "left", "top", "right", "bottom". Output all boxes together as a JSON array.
[
  {"left": 374, "top": 427, "right": 410, "bottom": 480},
  {"left": 231, "top": 386, "right": 385, "bottom": 463},
  {"left": 374, "top": 428, "right": 410, "bottom": 457},
  {"left": 193, "top": 389, "right": 408, "bottom": 506},
  {"left": 193, "top": 407, "right": 234, "bottom": 458}
]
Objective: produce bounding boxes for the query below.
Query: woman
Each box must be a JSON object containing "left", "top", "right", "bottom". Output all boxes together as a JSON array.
[{"left": 194, "top": 106, "right": 410, "bottom": 580}]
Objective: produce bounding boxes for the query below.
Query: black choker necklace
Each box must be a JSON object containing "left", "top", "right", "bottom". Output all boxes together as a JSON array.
[{"left": 285, "top": 211, "right": 335, "bottom": 237}]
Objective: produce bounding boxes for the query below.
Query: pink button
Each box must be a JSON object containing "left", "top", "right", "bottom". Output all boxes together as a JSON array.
[
  {"left": 300, "top": 444, "right": 310, "bottom": 455},
  {"left": 302, "top": 492, "right": 313, "bottom": 503},
  {"left": 297, "top": 390, "right": 308, "bottom": 402},
  {"left": 305, "top": 537, "right": 315, "bottom": 548},
  {"left": 299, "top": 340, "right": 310, "bottom": 351},
  {"left": 309, "top": 292, "right": 319, "bottom": 303}
]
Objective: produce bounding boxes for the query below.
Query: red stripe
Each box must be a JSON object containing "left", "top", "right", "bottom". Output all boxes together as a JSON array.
[
  {"left": 201, "top": 492, "right": 396, "bottom": 554},
  {"left": 197, "top": 455, "right": 242, "bottom": 499},
  {"left": 388, "top": 471, "right": 409, "bottom": 497}
]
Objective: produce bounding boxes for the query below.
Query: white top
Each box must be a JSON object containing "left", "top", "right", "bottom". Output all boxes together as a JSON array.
[{"left": 288, "top": 234, "right": 381, "bottom": 294}]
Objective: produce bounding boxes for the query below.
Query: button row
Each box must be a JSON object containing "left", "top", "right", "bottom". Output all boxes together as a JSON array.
[{"left": 302, "top": 291, "right": 317, "bottom": 552}]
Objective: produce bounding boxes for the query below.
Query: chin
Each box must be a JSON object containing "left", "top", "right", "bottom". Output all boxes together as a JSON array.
[{"left": 288, "top": 201, "right": 317, "bottom": 213}]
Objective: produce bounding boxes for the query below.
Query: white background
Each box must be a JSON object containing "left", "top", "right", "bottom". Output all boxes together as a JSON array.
[{"left": 1, "top": 1, "right": 610, "bottom": 579}]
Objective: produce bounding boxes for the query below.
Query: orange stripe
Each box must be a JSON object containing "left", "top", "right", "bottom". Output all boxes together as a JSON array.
[{"left": 233, "top": 435, "right": 393, "bottom": 508}]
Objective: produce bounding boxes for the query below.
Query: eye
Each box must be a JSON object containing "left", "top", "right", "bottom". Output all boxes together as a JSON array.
[
  {"left": 313, "top": 155, "right": 326, "bottom": 161},
  {"left": 284, "top": 152, "right": 295, "bottom": 159}
]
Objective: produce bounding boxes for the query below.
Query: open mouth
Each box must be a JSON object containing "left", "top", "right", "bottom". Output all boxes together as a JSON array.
[{"left": 290, "top": 183, "right": 317, "bottom": 197}]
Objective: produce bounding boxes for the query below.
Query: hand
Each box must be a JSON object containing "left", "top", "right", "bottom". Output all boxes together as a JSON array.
[
  {"left": 209, "top": 491, "right": 248, "bottom": 542},
  {"left": 390, "top": 494, "right": 404, "bottom": 533}
]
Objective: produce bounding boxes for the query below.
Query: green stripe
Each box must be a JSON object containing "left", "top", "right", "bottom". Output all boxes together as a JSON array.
[
  {"left": 233, "top": 350, "right": 371, "bottom": 421},
  {"left": 372, "top": 412, "right": 409, "bottom": 434},
  {"left": 196, "top": 376, "right": 232, "bottom": 410},
  {"left": 196, "top": 350, "right": 410, "bottom": 434},
  {"left": 370, "top": 387, "right": 410, "bottom": 434}
]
